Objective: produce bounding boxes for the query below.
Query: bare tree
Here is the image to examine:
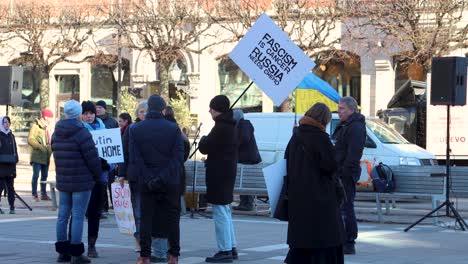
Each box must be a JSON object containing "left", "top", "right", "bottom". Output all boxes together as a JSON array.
[
  {"left": 345, "top": 0, "right": 468, "bottom": 78},
  {"left": 0, "top": 2, "right": 104, "bottom": 108},
  {"left": 114, "top": 0, "right": 224, "bottom": 98}
]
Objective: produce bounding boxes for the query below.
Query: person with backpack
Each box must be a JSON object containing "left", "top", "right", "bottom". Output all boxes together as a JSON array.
[
  {"left": 331, "top": 96, "right": 366, "bottom": 255},
  {"left": 199, "top": 95, "right": 239, "bottom": 263},
  {"left": 232, "top": 109, "right": 261, "bottom": 212}
]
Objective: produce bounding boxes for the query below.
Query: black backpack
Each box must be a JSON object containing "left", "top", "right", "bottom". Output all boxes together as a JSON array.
[{"left": 371, "top": 162, "right": 395, "bottom": 193}]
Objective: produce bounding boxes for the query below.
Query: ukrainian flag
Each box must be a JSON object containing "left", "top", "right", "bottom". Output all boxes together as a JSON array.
[{"left": 295, "top": 73, "right": 341, "bottom": 114}]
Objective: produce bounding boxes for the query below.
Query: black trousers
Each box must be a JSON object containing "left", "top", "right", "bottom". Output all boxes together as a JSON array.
[
  {"left": 87, "top": 183, "right": 106, "bottom": 238},
  {"left": 140, "top": 188, "right": 180, "bottom": 258},
  {"left": 0, "top": 177, "right": 15, "bottom": 209}
]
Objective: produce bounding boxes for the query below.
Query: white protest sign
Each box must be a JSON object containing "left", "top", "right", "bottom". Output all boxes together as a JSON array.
[
  {"left": 111, "top": 182, "right": 136, "bottom": 235},
  {"left": 229, "top": 13, "right": 316, "bottom": 106},
  {"left": 262, "top": 159, "right": 287, "bottom": 216},
  {"left": 90, "top": 128, "right": 123, "bottom": 163}
]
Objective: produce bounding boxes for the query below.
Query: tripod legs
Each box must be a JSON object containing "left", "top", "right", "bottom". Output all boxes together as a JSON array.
[{"left": 405, "top": 201, "right": 468, "bottom": 232}]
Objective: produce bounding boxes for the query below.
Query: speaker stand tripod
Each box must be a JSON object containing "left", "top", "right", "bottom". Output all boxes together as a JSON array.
[{"left": 405, "top": 105, "right": 468, "bottom": 232}]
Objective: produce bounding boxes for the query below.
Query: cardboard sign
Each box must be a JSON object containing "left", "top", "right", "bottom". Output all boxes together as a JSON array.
[
  {"left": 262, "top": 159, "right": 287, "bottom": 216},
  {"left": 229, "top": 13, "right": 316, "bottom": 106},
  {"left": 90, "top": 128, "right": 123, "bottom": 163},
  {"left": 111, "top": 182, "right": 136, "bottom": 235}
]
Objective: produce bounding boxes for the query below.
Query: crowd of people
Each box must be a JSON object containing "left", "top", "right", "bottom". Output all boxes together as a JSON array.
[{"left": 0, "top": 93, "right": 365, "bottom": 264}]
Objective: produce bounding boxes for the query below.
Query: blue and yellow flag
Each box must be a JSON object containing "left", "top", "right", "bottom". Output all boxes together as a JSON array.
[{"left": 295, "top": 73, "right": 341, "bottom": 113}]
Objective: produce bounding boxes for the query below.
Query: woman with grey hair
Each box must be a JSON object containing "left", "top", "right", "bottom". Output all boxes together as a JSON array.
[{"left": 135, "top": 100, "right": 148, "bottom": 123}]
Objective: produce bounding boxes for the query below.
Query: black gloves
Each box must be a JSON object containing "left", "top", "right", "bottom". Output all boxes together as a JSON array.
[{"left": 101, "top": 158, "right": 110, "bottom": 171}]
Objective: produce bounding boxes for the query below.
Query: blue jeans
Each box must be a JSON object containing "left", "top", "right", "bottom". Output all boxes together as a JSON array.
[
  {"left": 152, "top": 238, "right": 168, "bottom": 258},
  {"left": 212, "top": 205, "right": 236, "bottom": 251},
  {"left": 56, "top": 190, "right": 91, "bottom": 244},
  {"left": 31, "top": 163, "right": 49, "bottom": 196}
]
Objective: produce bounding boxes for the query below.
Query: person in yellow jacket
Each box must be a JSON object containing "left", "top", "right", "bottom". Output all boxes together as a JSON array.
[{"left": 28, "top": 109, "right": 53, "bottom": 201}]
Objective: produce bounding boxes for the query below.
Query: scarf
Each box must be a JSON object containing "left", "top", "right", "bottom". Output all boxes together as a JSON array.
[{"left": 299, "top": 115, "right": 326, "bottom": 132}]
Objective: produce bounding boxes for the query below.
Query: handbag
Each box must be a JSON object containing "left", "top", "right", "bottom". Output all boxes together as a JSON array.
[{"left": 273, "top": 175, "right": 289, "bottom": 221}]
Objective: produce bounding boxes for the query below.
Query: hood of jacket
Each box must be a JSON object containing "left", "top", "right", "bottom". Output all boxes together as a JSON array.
[
  {"left": 214, "top": 111, "right": 236, "bottom": 126},
  {"left": 54, "top": 119, "right": 85, "bottom": 138}
]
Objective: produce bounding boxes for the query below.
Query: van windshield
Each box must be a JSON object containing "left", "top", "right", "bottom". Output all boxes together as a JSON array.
[{"left": 366, "top": 119, "right": 409, "bottom": 144}]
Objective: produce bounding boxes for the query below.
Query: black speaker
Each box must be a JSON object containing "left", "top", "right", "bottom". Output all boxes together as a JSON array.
[
  {"left": 0, "top": 66, "right": 23, "bottom": 106},
  {"left": 430, "top": 57, "right": 467, "bottom": 106}
]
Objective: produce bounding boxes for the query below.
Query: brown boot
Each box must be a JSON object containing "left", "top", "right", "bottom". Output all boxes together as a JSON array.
[
  {"left": 168, "top": 255, "right": 178, "bottom": 264},
  {"left": 135, "top": 257, "right": 150, "bottom": 264}
]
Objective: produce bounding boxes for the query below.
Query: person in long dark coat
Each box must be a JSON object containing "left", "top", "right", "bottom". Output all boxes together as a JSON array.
[
  {"left": 199, "top": 95, "right": 239, "bottom": 263},
  {"left": 0, "top": 116, "right": 18, "bottom": 214},
  {"left": 285, "top": 103, "right": 345, "bottom": 264}
]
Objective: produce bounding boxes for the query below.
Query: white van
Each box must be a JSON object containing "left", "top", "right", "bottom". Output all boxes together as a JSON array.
[{"left": 245, "top": 113, "right": 437, "bottom": 181}]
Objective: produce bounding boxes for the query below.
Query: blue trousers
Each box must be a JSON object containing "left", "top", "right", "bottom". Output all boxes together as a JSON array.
[
  {"left": 31, "top": 163, "right": 49, "bottom": 196},
  {"left": 212, "top": 204, "right": 237, "bottom": 251},
  {"left": 341, "top": 178, "right": 357, "bottom": 243},
  {"left": 56, "top": 190, "right": 91, "bottom": 244}
]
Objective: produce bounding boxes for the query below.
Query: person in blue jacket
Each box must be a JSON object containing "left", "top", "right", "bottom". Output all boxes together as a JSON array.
[{"left": 52, "top": 100, "right": 102, "bottom": 264}]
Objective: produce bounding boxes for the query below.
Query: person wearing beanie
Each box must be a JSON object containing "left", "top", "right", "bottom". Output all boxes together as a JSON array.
[
  {"left": 95, "top": 100, "right": 118, "bottom": 217},
  {"left": 80, "top": 100, "right": 111, "bottom": 259},
  {"left": 128, "top": 94, "right": 184, "bottom": 264},
  {"left": 52, "top": 99, "right": 102, "bottom": 263},
  {"left": 199, "top": 95, "right": 240, "bottom": 263},
  {"left": 95, "top": 100, "right": 119, "bottom": 129},
  {"left": 28, "top": 108, "right": 54, "bottom": 201}
]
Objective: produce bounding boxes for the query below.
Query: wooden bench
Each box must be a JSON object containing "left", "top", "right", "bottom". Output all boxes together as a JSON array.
[
  {"left": 184, "top": 161, "right": 268, "bottom": 211},
  {"left": 356, "top": 165, "right": 446, "bottom": 224},
  {"left": 41, "top": 180, "right": 58, "bottom": 210}
]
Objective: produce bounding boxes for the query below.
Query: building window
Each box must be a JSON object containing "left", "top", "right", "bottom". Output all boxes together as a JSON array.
[
  {"left": 313, "top": 51, "right": 361, "bottom": 105},
  {"left": 217, "top": 56, "right": 263, "bottom": 112},
  {"left": 91, "top": 65, "right": 130, "bottom": 116}
]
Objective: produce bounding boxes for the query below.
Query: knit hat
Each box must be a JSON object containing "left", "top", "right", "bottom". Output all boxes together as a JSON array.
[
  {"left": 147, "top": 94, "right": 167, "bottom": 112},
  {"left": 81, "top": 101, "right": 96, "bottom": 114},
  {"left": 209, "top": 95, "right": 230, "bottom": 113},
  {"left": 64, "top": 100, "right": 82, "bottom": 119},
  {"left": 96, "top": 100, "right": 107, "bottom": 109},
  {"left": 41, "top": 109, "right": 53, "bottom": 118}
]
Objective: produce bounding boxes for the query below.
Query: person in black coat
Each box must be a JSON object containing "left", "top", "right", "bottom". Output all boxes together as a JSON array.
[
  {"left": 199, "top": 95, "right": 239, "bottom": 263},
  {"left": 52, "top": 100, "right": 102, "bottom": 264},
  {"left": 232, "top": 109, "right": 261, "bottom": 212},
  {"left": 331, "top": 96, "right": 366, "bottom": 255},
  {"left": 285, "top": 103, "right": 345, "bottom": 264},
  {"left": 131, "top": 95, "right": 184, "bottom": 264},
  {"left": 0, "top": 116, "right": 18, "bottom": 214}
]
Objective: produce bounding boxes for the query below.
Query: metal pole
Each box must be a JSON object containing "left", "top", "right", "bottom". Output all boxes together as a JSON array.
[
  {"left": 116, "top": 0, "right": 122, "bottom": 115},
  {"left": 446, "top": 105, "right": 450, "bottom": 216}
]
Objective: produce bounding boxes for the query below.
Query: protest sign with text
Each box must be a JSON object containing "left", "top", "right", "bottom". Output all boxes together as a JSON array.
[
  {"left": 90, "top": 128, "right": 123, "bottom": 163},
  {"left": 229, "top": 13, "right": 316, "bottom": 106},
  {"left": 111, "top": 182, "right": 136, "bottom": 235}
]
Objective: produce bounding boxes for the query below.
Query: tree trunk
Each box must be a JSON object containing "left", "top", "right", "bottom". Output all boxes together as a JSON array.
[
  {"left": 39, "top": 71, "right": 49, "bottom": 109},
  {"left": 157, "top": 62, "right": 170, "bottom": 101}
]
